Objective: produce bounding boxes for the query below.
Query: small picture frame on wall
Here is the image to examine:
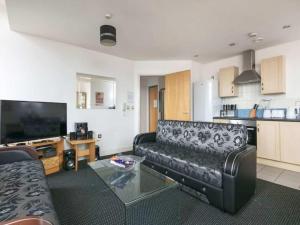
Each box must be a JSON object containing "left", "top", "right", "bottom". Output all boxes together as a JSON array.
[{"left": 95, "top": 92, "right": 104, "bottom": 106}]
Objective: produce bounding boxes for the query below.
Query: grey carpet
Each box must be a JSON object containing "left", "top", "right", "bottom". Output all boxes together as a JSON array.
[{"left": 47, "top": 165, "right": 300, "bottom": 225}]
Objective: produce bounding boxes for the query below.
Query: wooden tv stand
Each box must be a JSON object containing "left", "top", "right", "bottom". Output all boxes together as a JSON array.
[{"left": 29, "top": 139, "right": 64, "bottom": 175}]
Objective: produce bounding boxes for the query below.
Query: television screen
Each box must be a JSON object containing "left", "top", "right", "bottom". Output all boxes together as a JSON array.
[{"left": 0, "top": 100, "right": 67, "bottom": 144}]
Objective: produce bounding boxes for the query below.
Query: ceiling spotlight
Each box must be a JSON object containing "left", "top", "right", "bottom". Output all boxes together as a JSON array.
[
  {"left": 229, "top": 42, "right": 236, "bottom": 47},
  {"left": 105, "top": 13, "right": 112, "bottom": 19},
  {"left": 282, "top": 25, "right": 291, "bottom": 29},
  {"left": 253, "top": 37, "right": 264, "bottom": 43},
  {"left": 100, "top": 25, "right": 116, "bottom": 46},
  {"left": 248, "top": 32, "right": 258, "bottom": 38}
]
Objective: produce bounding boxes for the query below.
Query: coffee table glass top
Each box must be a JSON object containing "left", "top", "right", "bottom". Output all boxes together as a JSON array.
[{"left": 88, "top": 155, "right": 177, "bottom": 206}]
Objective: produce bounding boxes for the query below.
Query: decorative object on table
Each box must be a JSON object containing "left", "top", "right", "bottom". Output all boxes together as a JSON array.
[
  {"left": 110, "top": 155, "right": 134, "bottom": 168},
  {"left": 75, "top": 122, "right": 88, "bottom": 140},
  {"left": 95, "top": 92, "right": 104, "bottom": 106},
  {"left": 110, "top": 155, "right": 136, "bottom": 170}
]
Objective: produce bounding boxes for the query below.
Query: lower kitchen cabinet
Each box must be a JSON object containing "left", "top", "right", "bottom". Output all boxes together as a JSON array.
[
  {"left": 279, "top": 122, "right": 300, "bottom": 165},
  {"left": 257, "top": 121, "right": 280, "bottom": 161}
]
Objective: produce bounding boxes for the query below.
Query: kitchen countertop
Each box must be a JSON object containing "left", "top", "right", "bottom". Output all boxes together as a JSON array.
[{"left": 213, "top": 116, "right": 300, "bottom": 122}]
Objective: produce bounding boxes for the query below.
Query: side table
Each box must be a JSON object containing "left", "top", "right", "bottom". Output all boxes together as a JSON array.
[{"left": 66, "top": 139, "right": 96, "bottom": 171}]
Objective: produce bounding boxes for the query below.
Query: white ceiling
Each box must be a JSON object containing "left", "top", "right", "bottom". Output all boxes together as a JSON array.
[{"left": 5, "top": 0, "right": 300, "bottom": 62}]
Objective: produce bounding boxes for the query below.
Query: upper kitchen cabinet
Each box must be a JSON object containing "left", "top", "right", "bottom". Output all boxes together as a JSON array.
[
  {"left": 218, "top": 66, "right": 239, "bottom": 97},
  {"left": 260, "top": 56, "right": 286, "bottom": 95}
]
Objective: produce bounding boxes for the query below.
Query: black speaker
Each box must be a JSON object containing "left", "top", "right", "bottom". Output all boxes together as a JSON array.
[
  {"left": 95, "top": 145, "right": 100, "bottom": 160},
  {"left": 87, "top": 131, "right": 93, "bottom": 139},
  {"left": 69, "top": 132, "right": 77, "bottom": 140},
  {"left": 64, "top": 149, "right": 75, "bottom": 170}
]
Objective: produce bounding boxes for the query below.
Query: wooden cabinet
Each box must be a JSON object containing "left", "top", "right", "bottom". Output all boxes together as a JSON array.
[
  {"left": 260, "top": 56, "right": 286, "bottom": 94},
  {"left": 30, "top": 139, "right": 64, "bottom": 175},
  {"left": 41, "top": 156, "right": 60, "bottom": 175},
  {"left": 213, "top": 119, "right": 229, "bottom": 124},
  {"left": 257, "top": 121, "right": 280, "bottom": 161},
  {"left": 279, "top": 122, "right": 300, "bottom": 165},
  {"left": 218, "top": 66, "right": 239, "bottom": 97},
  {"left": 165, "top": 70, "right": 191, "bottom": 121}
]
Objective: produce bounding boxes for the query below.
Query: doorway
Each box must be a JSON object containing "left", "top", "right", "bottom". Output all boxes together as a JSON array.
[
  {"left": 149, "top": 85, "right": 158, "bottom": 132},
  {"left": 140, "top": 76, "right": 165, "bottom": 133}
]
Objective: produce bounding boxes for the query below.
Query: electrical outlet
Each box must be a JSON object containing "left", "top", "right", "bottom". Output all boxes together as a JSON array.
[{"left": 98, "top": 134, "right": 102, "bottom": 139}]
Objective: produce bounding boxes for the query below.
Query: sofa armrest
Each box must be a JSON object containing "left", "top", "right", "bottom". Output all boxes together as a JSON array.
[
  {"left": 133, "top": 132, "right": 156, "bottom": 153},
  {"left": 223, "top": 145, "right": 257, "bottom": 213},
  {"left": 0, "top": 146, "right": 39, "bottom": 165},
  {"left": 223, "top": 145, "right": 256, "bottom": 176}
]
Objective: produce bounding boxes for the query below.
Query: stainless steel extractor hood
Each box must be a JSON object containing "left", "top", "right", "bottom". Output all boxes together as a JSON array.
[{"left": 233, "top": 50, "right": 261, "bottom": 84}]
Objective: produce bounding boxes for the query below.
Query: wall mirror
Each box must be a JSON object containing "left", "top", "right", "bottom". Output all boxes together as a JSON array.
[{"left": 76, "top": 73, "right": 116, "bottom": 109}]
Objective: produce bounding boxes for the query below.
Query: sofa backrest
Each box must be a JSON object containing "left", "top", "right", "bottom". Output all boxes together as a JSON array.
[{"left": 156, "top": 120, "right": 247, "bottom": 154}]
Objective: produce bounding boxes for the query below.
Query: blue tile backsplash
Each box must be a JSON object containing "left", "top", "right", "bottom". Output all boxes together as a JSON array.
[{"left": 237, "top": 109, "right": 264, "bottom": 118}]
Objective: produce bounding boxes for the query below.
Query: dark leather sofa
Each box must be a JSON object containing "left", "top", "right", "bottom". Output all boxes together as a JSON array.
[
  {"left": 133, "top": 120, "right": 256, "bottom": 213},
  {"left": 0, "top": 146, "right": 59, "bottom": 225}
]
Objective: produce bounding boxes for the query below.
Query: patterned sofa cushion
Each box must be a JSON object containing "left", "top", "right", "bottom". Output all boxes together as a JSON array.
[
  {"left": 0, "top": 160, "right": 59, "bottom": 225},
  {"left": 156, "top": 120, "right": 247, "bottom": 154},
  {"left": 135, "top": 142, "right": 226, "bottom": 188}
]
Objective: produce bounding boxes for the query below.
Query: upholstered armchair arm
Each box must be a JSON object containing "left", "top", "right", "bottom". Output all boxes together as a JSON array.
[
  {"left": 0, "top": 146, "right": 39, "bottom": 165},
  {"left": 223, "top": 145, "right": 257, "bottom": 213},
  {"left": 133, "top": 132, "right": 156, "bottom": 154},
  {"left": 223, "top": 145, "right": 256, "bottom": 176}
]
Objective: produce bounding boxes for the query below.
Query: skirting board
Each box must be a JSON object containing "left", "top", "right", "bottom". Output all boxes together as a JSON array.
[{"left": 258, "top": 158, "right": 300, "bottom": 172}]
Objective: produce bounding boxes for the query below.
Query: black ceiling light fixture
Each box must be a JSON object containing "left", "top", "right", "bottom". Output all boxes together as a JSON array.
[{"left": 100, "top": 25, "right": 116, "bottom": 46}]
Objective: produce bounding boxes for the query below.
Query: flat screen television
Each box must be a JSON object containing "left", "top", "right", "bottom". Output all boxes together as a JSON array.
[{"left": 0, "top": 100, "right": 67, "bottom": 144}]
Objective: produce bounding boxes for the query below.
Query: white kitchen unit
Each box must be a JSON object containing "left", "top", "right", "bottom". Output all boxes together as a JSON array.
[
  {"left": 193, "top": 79, "right": 221, "bottom": 122},
  {"left": 257, "top": 120, "right": 300, "bottom": 172}
]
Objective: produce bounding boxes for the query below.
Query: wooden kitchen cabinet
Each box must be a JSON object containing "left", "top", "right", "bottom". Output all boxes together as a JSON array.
[
  {"left": 218, "top": 66, "right": 239, "bottom": 97},
  {"left": 279, "top": 122, "right": 300, "bottom": 165},
  {"left": 257, "top": 121, "right": 280, "bottom": 161},
  {"left": 260, "top": 56, "right": 286, "bottom": 94}
]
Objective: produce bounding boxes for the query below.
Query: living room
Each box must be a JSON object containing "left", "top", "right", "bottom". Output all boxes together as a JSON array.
[{"left": 1, "top": 0, "right": 300, "bottom": 225}]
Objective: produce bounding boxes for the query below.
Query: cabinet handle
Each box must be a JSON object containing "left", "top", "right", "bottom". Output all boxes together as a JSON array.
[
  {"left": 232, "top": 86, "right": 234, "bottom": 93},
  {"left": 261, "top": 82, "right": 264, "bottom": 87},
  {"left": 257, "top": 127, "right": 259, "bottom": 132}
]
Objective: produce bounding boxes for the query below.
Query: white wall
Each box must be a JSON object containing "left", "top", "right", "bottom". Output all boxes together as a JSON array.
[
  {"left": 0, "top": 3, "right": 135, "bottom": 156},
  {"left": 202, "top": 40, "right": 300, "bottom": 110}
]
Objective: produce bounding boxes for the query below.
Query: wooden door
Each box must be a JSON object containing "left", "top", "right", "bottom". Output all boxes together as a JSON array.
[
  {"left": 279, "top": 122, "right": 300, "bottom": 165},
  {"left": 261, "top": 56, "right": 285, "bottom": 94},
  {"left": 164, "top": 70, "right": 191, "bottom": 121},
  {"left": 149, "top": 86, "right": 158, "bottom": 132},
  {"left": 218, "top": 66, "right": 239, "bottom": 97},
  {"left": 257, "top": 121, "right": 280, "bottom": 161}
]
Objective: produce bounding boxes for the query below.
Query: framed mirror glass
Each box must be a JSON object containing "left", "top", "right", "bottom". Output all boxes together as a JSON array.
[{"left": 76, "top": 73, "right": 116, "bottom": 109}]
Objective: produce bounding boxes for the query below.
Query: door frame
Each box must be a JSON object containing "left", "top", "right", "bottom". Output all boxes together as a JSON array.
[{"left": 148, "top": 85, "right": 159, "bottom": 132}]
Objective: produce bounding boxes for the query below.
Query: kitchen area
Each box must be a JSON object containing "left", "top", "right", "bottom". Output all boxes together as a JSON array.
[{"left": 193, "top": 49, "right": 300, "bottom": 190}]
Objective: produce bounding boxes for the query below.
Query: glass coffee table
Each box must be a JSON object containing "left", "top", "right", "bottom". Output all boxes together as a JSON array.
[{"left": 89, "top": 155, "right": 180, "bottom": 225}]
